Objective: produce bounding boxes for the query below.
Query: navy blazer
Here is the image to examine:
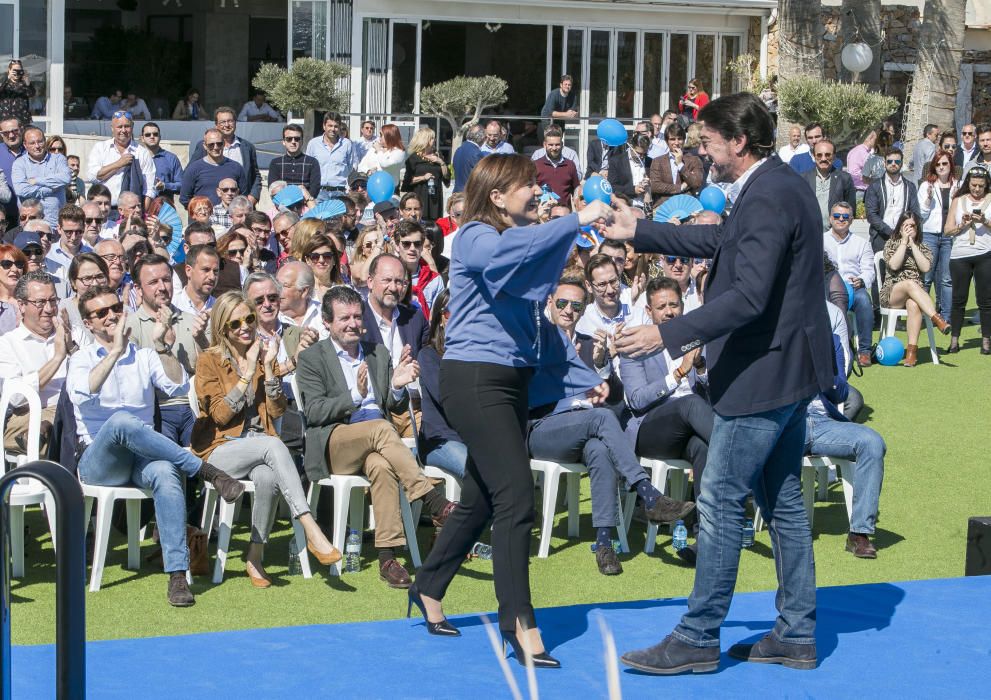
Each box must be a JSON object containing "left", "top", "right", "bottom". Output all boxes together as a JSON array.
[
  {"left": 607, "top": 145, "right": 651, "bottom": 199},
  {"left": 631, "top": 156, "right": 833, "bottom": 416},
  {"left": 361, "top": 302, "right": 429, "bottom": 359},
  {"left": 452, "top": 141, "right": 482, "bottom": 193},
  {"left": 190, "top": 137, "right": 263, "bottom": 201}
]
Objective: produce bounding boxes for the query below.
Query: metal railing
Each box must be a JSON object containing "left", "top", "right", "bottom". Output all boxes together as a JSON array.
[{"left": 0, "top": 461, "right": 85, "bottom": 699}]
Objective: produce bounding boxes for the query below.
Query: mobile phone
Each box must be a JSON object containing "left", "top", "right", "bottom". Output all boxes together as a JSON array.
[{"left": 973, "top": 208, "right": 983, "bottom": 215}]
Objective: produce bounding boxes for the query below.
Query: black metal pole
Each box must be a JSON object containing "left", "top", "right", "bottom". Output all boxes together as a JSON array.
[{"left": 0, "top": 460, "right": 85, "bottom": 699}]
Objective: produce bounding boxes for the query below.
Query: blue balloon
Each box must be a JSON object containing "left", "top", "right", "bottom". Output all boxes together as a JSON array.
[
  {"left": 583, "top": 175, "right": 613, "bottom": 205},
  {"left": 596, "top": 119, "right": 628, "bottom": 147},
  {"left": 367, "top": 171, "right": 395, "bottom": 204},
  {"left": 844, "top": 281, "right": 855, "bottom": 310},
  {"left": 698, "top": 186, "right": 727, "bottom": 214},
  {"left": 875, "top": 336, "right": 905, "bottom": 366}
]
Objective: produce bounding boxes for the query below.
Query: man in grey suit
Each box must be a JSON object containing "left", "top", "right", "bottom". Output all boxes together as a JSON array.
[
  {"left": 294, "top": 286, "right": 455, "bottom": 589},
  {"left": 802, "top": 139, "right": 856, "bottom": 231}
]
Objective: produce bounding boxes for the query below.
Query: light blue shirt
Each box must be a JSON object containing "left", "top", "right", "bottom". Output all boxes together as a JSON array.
[
  {"left": 11, "top": 152, "right": 72, "bottom": 227},
  {"left": 480, "top": 141, "right": 516, "bottom": 155},
  {"left": 66, "top": 342, "right": 189, "bottom": 444},
  {"left": 45, "top": 240, "right": 92, "bottom": 282},
  {"left": 90, "top": 96, "right": 116, "bottom": 120},
  {"left": 305, "top": 136, "right": 358, "bottom": 188},
  {"left": 330, "top": 339, "right": 404, "bottom": 424}
]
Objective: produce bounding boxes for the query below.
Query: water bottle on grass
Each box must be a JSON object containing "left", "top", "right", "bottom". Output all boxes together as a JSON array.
[
  {"left": 672, "top": 520, "right": 688, "bottom": 551},
  {"left": 471, "top": 542, "right": 493, "bottom": 560},
  {"left": 742, "top": 518, "right": 755, "bottom": 548},
  {"left": 288, "top": 538, "right": 302, "bottom": 575},
  {"left": 345, "top": 529, "right": 361, "bottom": 572}
]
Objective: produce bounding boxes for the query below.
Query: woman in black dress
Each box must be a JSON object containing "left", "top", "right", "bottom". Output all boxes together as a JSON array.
[{"left": 402, "top": 127, "right": 450, "bottom": 221}]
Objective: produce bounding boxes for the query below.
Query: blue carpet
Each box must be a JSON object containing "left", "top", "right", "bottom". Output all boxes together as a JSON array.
[{"left": 13, "top": 576, "right": 991, "bottom": 698}]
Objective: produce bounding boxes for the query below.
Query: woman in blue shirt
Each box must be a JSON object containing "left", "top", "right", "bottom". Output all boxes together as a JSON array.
[{"left": 408, "top": 155, "right": 612, "bottom": 668}]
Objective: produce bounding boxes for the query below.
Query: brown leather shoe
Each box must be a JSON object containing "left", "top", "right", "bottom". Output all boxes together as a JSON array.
[
  {"left": 845, "top": 533, "right": 877, "bottom": 559},
  {"left": 903, "top": 344, "right": 918, "bottom": 367},
  {"left": 931, "top": 313, "right": 951, "bottom": 335},
  {"left": 857, "top": 352, "right": 872, "bottom": 367},
  {"left": 431, "top": 501, "right": 458, "bottom": 528},
  {"left": 379, "top": 558, "right": 412, "bottom": 588}
]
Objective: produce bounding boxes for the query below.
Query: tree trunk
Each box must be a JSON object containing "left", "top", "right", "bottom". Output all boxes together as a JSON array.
[
  {"left": 776, "top": 0, "right": 825, "bottom": 148},
  {"left": 902, "top": 0, "right": 967, "bottom": 169},
  {"left": 840, "top": 0, "right": 882, "bottom": 90}
]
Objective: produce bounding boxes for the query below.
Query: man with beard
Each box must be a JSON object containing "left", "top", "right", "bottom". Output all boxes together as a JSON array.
[
  {"left": 173, "top": 244, "right": 218, "bottom": 315},
  {"left": 125, "top": 253, "right": 209, "bottom": 445}
]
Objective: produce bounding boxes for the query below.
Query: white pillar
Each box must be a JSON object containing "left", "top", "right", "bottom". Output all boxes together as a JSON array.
[
  {"left": 759, "top": 14, "right": 769, "bottom": 81},
  {"left": 48, "top": 0, "right": 66, "bottom": 134}
]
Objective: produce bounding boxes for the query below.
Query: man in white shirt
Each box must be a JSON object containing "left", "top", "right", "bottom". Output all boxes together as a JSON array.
[
  {"left": 276, "top": 261, "right": 326, "bottom": 338},
  {"left": 0, "top": 271, "right": 73, "bottom": 454},
  {"left": 480, "top": 120, "right": 515, "bottom": 155},
  {"left": 237, "top": 90, "right": 281, "bottom": 123},
  {"left": 659, "top": 254, "right": 702, "bottom": 313},
  {"left": 777, "top": 126, "right": 809, "bottom": 164},
  {"left": 45, "top": 204, "right": 90, "bottom": 284},
  {"left": 66, "top": 284, "right": 245, "bottom": 607},
  {"left": 353, "top": 120, "right": 378, "bottom": 163},
  {"left": 577, "top": 253, "right": 632, "bottom": 338},
  {"left": 172, "top": 244, "right": 217, "bottom": 315},
  {"left": 823, "top": 201, "right": 875, "bottom": 365},
  {"left": 85, "top": 111, "right": 155, "bottom": 209}
]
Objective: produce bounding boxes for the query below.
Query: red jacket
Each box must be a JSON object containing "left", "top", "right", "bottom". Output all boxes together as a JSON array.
[{"left": 411, "top": 258, "right": 439, "bottom": 318}]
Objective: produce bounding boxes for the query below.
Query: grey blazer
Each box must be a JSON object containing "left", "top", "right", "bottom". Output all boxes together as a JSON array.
[{"left": 295, "top": 339, "right": 407, "bottom": 482}]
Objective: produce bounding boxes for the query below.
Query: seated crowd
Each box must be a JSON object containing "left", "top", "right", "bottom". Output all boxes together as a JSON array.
[{"left": 9, "top": 105, "right": 978, "bottom": 607}]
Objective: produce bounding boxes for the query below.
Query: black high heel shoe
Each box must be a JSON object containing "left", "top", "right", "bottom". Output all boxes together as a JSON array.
[
  {"left": 501, "top": 630, "right": 561, "bottom": 669},
  {"left": 406, "top": 585, "right": 460, "bottom": 637}
]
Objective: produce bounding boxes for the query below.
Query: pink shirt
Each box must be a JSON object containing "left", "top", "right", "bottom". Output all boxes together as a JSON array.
[{"left": 847, "top": 144, "right": 871, "bottom": 191}]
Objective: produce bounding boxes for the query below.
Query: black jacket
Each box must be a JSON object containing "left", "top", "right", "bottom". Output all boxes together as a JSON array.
[{"left": 801, "top": 168, "right": 857, "bottom": 228}]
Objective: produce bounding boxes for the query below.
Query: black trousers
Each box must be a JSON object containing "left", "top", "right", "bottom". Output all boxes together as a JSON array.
[
  {"left": 950, "top": 250, "right": 991, "bottom": 337},
  {"left": 635, "top": 394, "right": 713, "bottom": 500},
  {"left": 415, "top": 360, "right": 537, "bottom": 632}
]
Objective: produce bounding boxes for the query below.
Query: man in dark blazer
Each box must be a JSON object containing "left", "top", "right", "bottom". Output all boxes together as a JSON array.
[
  {"left": 295, "top": 285, "right": 455, "bottom": 588},
  {"left": 606, "top": 134, "right": 652, "bottom": 202},
  {"left": 801, "top": 139, "right": 857, "bottom": 231},
  {"left": 586, "top": 137, "right": 608, "bottom": 179},
  {"left": 452, "top": 124, "right": 485, "bottom": 193},
  {"left": 361, "top": 253, "right": 430, "bottom": 437},
  {"left": 189, "top": 106, "right": 263, "bottom": 203},
  {"left": 609, "top": 93, "right": 833, "bottom": 675}
]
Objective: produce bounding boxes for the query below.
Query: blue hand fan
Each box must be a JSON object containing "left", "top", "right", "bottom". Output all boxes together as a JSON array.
[
  {"left": 654, "top": 194, "right": 703, "bottom": 223},
  {"left": 156, "top": 202, "right": 184, "bottom": 261}
]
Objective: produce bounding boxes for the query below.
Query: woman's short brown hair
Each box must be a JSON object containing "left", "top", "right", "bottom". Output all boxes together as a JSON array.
[{"left": 461, "top": 154, "right": 537, "bottom": 232}]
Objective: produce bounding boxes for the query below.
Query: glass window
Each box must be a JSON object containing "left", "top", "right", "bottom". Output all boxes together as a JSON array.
[
  {"left": 391, "top": 23, "right": 416, "bottom": 114},
  {"left": 566, "top": 28, "right": 584, "bottom": 102},
  {"left": 615, "top": 31, "right": 637, "bottom": 120},
  {"left": 19, "top": 0, "right": 47, "bottom": 117},
  {"left": 0, "top": 6, "right": 13, "bottom": 59},
  {"left": 694, "top": 34, "right": 715, "bottom": 97},
  {"left": 642, "top": 33, "right": 664, "bottom": 118},
  {"left": 720, "top": 35, "right": 742, "bottom": 96},
  {"left": 552, "top": 26, "right": 563, "bottom": 81},
  {"left": 588, "top": 30, "right": 609, "bottom": 118},
  {"left": 669, "top": 33, "right": 689, "bottom": 114},
  {"left": 362, "top": 18, "right": 388, "bottom": 116},
  {"left": 292, "top": 1, "right": 327, "bottom": 62}
]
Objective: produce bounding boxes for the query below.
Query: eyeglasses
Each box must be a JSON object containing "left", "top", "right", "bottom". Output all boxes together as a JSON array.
[
  {"left": 963, "top": 131, "right": 976, "bottom": 136},
  {"left": 250, "top": 226, "right": 269, "bottom": 235},
  {"left": 22, "top": 297, "right": 59, "bottom": 310},
  {"left": 226, "top": 313, "right": 256, "bottom": 331},
  {"left": 0, "top": 259, "right": 25, "bottom": 271},
  {"left": 398, "top": 239, "right": 423, "bottom": 249},
  {"left": 665, "top": 256, "right": 690, "bottom": 265},
  {"left": 0, "top": 129, "right": 20, "bottom": 137},
  {"left": 814, "top": 153, "right": 834, "bottom": 160},
  {"left": 85, "top": 217, "right": 106, "bottom": 225},
  {"left": 216, "top": 119, "right": 235, "bottom": 127},
  {"left": 19, "top": 213, "right": 40, "bottom": 222},
  {"left": 284, "top": 136, "right": 301, "bottom": 143},
  {"left": 87, "top": 301, "right": 124, "bottom": 319},
  {"left": 143, "top": 131, "right": 160, "bottom": 138},
  {"left": 205, "top": 141, "right": 224, "bottom": 149},
  {"left": 77, "top": 273, "right": 107, "bottom": 286},
  {"left": 49, "top": 146, "right": 66, "bottom": 153},
  {"left": 350, "top": 181, "right": 367, "bottom": 190},
  {"left": 227, "top": 246, "right": 246, "bottom": 257},
  {"left": 100, "top": 253, "right": 123, "bottom": 263},
  {"left": 831, "top": 213, "right": 852, "bottom": 221},
  {"left": 307, "top": 251, "right": 336, "bottom": 263},
  {"left": 886, "top": 159, "right": 902, "bottom": 165},
  {"left": 219, "top": 187, "right": 239, "bottom": 193},
  {"left": 253, "top": 293, "right": 280, "bottom": 306},
  {"left": 936, "top": 161, "right": 951, "bottom": 168},
  {"left": 111, "top": 111, "right": 133, "bottom": 121},
  {"left": 590, "top": 278, "right": 620, "bottom": 292},
  {"left": 554, "top": 298, "right": 584, "bottom": 312},
  {"left": 942, "top": 144, "right": 956, "bottom": 151}
]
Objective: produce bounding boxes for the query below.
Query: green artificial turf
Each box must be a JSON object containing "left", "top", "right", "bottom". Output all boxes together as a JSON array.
[{"left": 9, "top": 318, "right": 991, "bottom": 646}]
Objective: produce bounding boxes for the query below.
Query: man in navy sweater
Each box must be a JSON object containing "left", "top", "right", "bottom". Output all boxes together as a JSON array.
[
  {"left": 452, "top": 124, "right": 485, "bottom": 192},
  {"left": 179, "top": 129, "right": 248, "bottom": 207}
]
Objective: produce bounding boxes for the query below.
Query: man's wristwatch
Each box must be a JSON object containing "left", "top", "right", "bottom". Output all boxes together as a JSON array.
[{"left": 153, "top": 341, "right": 173, "bottom": 354}]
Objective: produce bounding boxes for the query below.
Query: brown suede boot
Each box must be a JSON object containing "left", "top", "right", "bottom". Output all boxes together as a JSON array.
[
  {"left": 931, "top": 313, "right": 951, "bottom": 335},
  {"left": 903, "top": 344, "right": 918, "bottom": 367}
]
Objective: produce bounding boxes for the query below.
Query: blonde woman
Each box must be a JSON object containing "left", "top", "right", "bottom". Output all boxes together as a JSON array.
[
  {"left": 402, "top": 127, "right": 450, "bottom": 220},
  {"left": 191, "top": 291, "right": 341, "bottom": 587},
  {"left": 350, "top": 226, "right": 388, "bottom": 293}
]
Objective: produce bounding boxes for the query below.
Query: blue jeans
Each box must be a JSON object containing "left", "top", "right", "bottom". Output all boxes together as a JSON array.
[
  {"left": 922, "top": 231, "right": 953, "bottom": 317},
  {"left": 674, "top": 400, "right": 815, "bottom": 648},
  {"left": 159, "top": 403, "right": 194, "bottom": 447},
  {"left": 805, "top": 412, "right": 885, "bottom": 535},
  {"left": 527, "top": 408, "right": 648, "bottom": 528},
  {"left": 423, "top": 439, "right": 468, "bottom": 478},
  {"left": 850, "top": 287, "right": 874, "bottom": 355},
  {"left": 78, "top": 411, "right": 203, "bottom": 573}
]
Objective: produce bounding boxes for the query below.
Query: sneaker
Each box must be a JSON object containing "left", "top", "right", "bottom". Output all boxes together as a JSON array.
[{"left": 167, "top": 572, "right": 195, "bottom": 607}]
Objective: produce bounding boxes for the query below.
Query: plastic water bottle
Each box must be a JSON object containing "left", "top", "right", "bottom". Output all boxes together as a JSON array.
[
  {"left": 287, "top": 538, "right": 302, "bottom": 575},
  {"left": 672, "top": 520, "right": 688, "bottom": 551},
  {"left": 742, "top": 518, "right": 755, "bottom": 548},
  {"left": 345, "top": 529, "right": 361, "bottom": 572},
  {"left": 427, "top": 176, "right": 436, "bottom": 197},
  {"left": 470, "top": 542, "right": 493, "bottom": 560}
]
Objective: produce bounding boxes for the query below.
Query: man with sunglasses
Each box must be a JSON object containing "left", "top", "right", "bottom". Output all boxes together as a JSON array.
[
  {"left": 81, "top": 202, "right": 105, "bottom": 248},
  {"left": 0, "top": 270, "right": 75, "bottom": 455},
  {"left": 140, "top": 122, "right": 183, "bottom": 203},
  {"left": 657, "top": 254, "right": 703, "bottom": 314},
  {"left": 824, "top": 201, "right": 875, "bottom": 365},
  {"left": 801, "top": 138, "right": 856, "bottom": 232},
  {"left": 209, "top": 178, "right": 240, "bottom": 229},
  {"left": 394, "top": 221, "right": 444, "bottom": 319},
  {"left": 909, "top": 124, "right": 939, "bottom": 187},
  {"left": 865, "top": 146, "right": 921, "bottom": 257},
  {"left": 86, "top": 110, "right": 156, "bottom": 210},
  {"left": 67, "top": 284, "right": 245, "bottom": 606},
  {"left": 45, "top": 204, "right": 91, "bottom": 287},
  {"left": 189, "top": 107, "right": 262, "bottom": 205},
  {"left": 245, "top": 271, "right": 317, "bottom": 389},
  {"left": 955, "top": 123, "right": 979, "bottom": 168},
  {"left": 268, "top": 124, "right": 321, "bottom": 200},
  {"left": 11, "top": 126, "right": 72, "bottom": 228},
  {"left": 179, "top": 128, "right": 248, "bottom": 208},
  {"left": 962, "top": 124, "right": 991, "bottom": 178}
]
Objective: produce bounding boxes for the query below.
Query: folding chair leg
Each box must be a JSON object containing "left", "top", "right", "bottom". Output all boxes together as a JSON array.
[
  {"left": 212, "top": 498, "right": 237, "bottom": 584},
  {"left": 816, "top": 464, "right": 830, "bottom": 502},
  {"left": 10, "top": 506, "right": 24, "bottom": 579},
  {"left": 200, "top": 487, "right": 218, "bottom": 534},
  {"left": 615, "top": 490, "right": 630, "bottom": 554},
  {"left": 291, "top": 519, "right": 312, "bottom": 578},
  {"left": 125, "top": 499, "right": 142, "bottom": 570},
  {"left": 835, "top": 459, "right": 855, "bottom": 524},
  {"left": 329, "top": 485, "right": 351, "bottom": 577},
  {"left": 925, "top": 319, "right": 940, "bottom": 365},
  {"left": 82, "top": 495, "right": 94, "bottom": 537},
  {"left": 399, "top": 488, "right": 421, "bottom": 569},
  {"left": 566, "top": 472, "right": 581, "bottom": 539},
  {"left": 89, "top": 495, "right": 115, "bottom": 592},
  {"left": 537, "top": 466, "right": 562, "bottom": 559}
]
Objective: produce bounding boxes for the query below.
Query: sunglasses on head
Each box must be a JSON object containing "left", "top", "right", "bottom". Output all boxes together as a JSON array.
[
  {"left": 554, "top": 298, "right": 584, "bottom": 312},
  {"left": 307, "top": 251, "right": 336, "bottom": 263},
  {"left": 832, "top": 213, "right": 851, "bottom": 221},
  {"left": 111, "top": 111, "right": 133, "bottom": 121},
  {"left": 226, "top": 313, "right": 256, "bottom": 331},
  {"left": 0, "top": 259, "right": 25, "bottom": 271},
  {"left": 88, "top": 301, "right": 124, "bottom": 319},
  {"left": 253, "top": 293, "right": 280, "bottom": 306},
  {"left": 665, "top": 256, "right": 690, "bottom": 265}
]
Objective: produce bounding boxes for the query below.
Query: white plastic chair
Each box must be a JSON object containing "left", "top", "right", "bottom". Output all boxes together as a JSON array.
[
  {"left": 189, "top": 376, "right": 312, "bottom": 582},
  {"left": 291, "top": 374, "right": 422, "bottom": 576},
  {"left": 80, "top": 481, "right": 153, "bottom": 592},
  {"left": 404, "top": 405, "right": 463, "bottom": 503},
  {"left": 874, "top": 251, "right": 940, "bottom": 365},
  {"left": 0, "top": 378, "right": 57, "bottom": 577},
  {"left": 621, "top": 457, "right": 693, "bottom": 554}
]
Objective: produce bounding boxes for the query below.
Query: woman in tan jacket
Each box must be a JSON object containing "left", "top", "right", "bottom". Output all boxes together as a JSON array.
[{"left": 191, "top": 291, "right": 340, "bottom": 587}]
